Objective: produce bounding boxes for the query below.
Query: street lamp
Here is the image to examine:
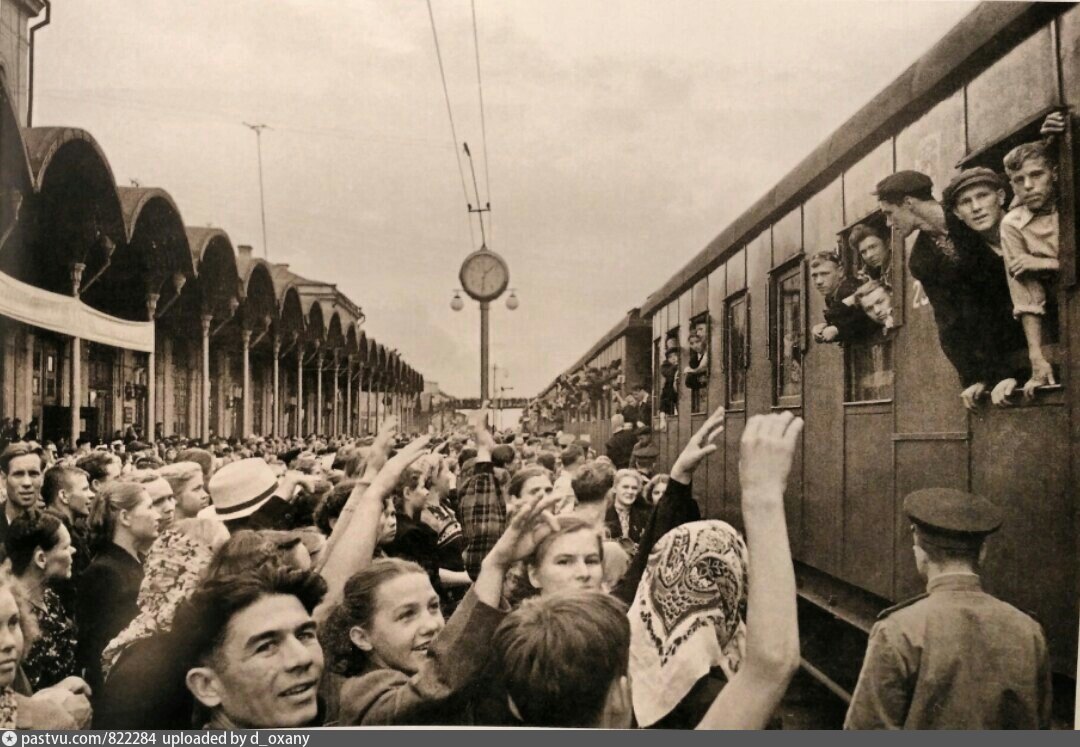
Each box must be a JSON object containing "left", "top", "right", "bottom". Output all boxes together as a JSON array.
[
  {"left": 506, "top": 289, "right": 519, "bottom": 310},
  {"left": 450, "top": 290, "right": 465, "bottom": 312}
]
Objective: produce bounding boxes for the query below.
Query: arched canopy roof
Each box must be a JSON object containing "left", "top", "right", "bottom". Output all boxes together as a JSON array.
[
  {"left": 326, "top": 311, "right": 345, "bottom": 351},
  {"left": 344, "top": 324, "right": 358, "bottom": 356},
  {"left": 24, "top": 127, "right": 119, "bottom": 195},
  {"left": 82, "top": 187, "right": 194, "bottom": 321},
  {"left": 186, "top": 227, "right": 241, "bottom": 318},
  {"left": 306, "top": 299, "right": 326, "bottom": 345},
  {"left": 0, "top": 83, "right": 31, "bottom": 196},
  {"left": 280, "top": 286, "right": 305, "bottom": 341},
  {"left": 5, "top": 127, "right": 126, "bottom": 301},
  {"left": 240, "top": 261, "right": 277, "bottom": 337}
]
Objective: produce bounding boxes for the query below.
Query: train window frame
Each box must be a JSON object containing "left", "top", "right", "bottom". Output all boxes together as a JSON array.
[
  {"left": 838, "top": 212, "right": 897, "bottom": 405},
  {"left": 957, "top": 105, "right": 1072, "bottom": 399},
  {"left": 838, "top": 211, "right": 902, "bottom": 328},
  {"left": 724, "top": 290, "right": 750, "bottom": 410},
  {"left": 769, "top": 255, "right": 806, "bottom": 408},
  {"left": 658, "top": 327, "right": 681, "bottom": 418},
  {"left": 687, "top": 311, "right": 710, "bottom": 415}
]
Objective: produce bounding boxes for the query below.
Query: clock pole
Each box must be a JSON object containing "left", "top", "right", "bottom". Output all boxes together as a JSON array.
[{"left": 480, "top": 301, "right": 490, "bottom": 401}]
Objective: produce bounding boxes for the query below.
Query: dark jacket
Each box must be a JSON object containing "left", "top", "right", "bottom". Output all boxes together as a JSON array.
[
  {"left": 908, "top": 219, "right": 1026, "bottom": 386},
  {"left": 337, "top": 589, "right": 505, "bottom": 726},
  {"left": 823, "top": 276, "right": 879, "bottom": 345},
  {"left": 604, "top": 498, "right": 652, "bottom": 547},
  {"left": 76, "top": 543, "right": 144, "bottom": 692},
  {"left": 605, "top": 428, "right": 638, "bottom": 470},
  {"left": 93, "top": 632, "right": 194, "bottom": 729}
]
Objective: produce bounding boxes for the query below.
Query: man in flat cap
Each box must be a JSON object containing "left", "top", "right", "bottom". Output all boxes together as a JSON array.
[
  {"left": 942, "top": 167, "right": 1028, "bottom": 407},
  {"left": 845, "top": 488, "right": 1051, "bottom": 729},
  {"left": 876, "top": 171, "right": 1023, "bottom": 411}
]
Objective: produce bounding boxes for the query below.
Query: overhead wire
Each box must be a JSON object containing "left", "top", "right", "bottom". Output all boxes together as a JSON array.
[
  {"left": 471, "top": 0, "right": 493, "bottom": 243},
  {"left": 426, "top": 0, "right": 477, "bottom": 250}
]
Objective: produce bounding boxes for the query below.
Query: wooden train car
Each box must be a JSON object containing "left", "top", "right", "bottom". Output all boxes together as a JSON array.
[{"left": 536, "top": 1, "right": 1080, "bottom": 688}]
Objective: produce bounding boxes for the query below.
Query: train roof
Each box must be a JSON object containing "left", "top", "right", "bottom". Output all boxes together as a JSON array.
[
  {"left": 536, "top": 1, "right": 1067, "bottom": 399},
  {"left": 639, "top": 1, "right": 1062, "bottom": 316}
]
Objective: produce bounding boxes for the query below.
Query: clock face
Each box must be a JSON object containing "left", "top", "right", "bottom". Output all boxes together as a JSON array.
[{"left": 459, "top": 250, "right": 510, "bottom": 302}]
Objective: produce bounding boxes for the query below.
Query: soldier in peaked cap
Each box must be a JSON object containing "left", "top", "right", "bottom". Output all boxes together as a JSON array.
[{"left": 845, "top": 488, "right": 1052, "bottom": 730}]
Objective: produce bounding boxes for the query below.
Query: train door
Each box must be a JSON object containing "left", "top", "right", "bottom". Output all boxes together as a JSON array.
[
  {"left": 839, "top": 140, "right": 896, "bottom": 600},
  {"left": 801, "top": 177, "right": 846, "bottom": 577}
]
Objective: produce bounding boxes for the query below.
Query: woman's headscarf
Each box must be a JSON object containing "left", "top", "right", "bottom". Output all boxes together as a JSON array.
[
  {"left": 100, "top": 527, "right": 215, "bottom": 678},
  {"left": 628, "top": 520, "right": 748, "bottom": 728}
]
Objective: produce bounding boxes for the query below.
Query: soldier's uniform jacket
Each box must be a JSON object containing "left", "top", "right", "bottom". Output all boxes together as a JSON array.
[{"left": 844, "top": 573, "right": 1052, "bottom": 730}]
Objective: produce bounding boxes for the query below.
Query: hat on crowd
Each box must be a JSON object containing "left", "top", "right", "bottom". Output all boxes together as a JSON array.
[
  {"left": 128, "top": 440, "right": 153, "bottom": 452},
  {"left": 873, "top": 170, "right": 934, "bottom": 201},
  {"left": 903, "top": 487, "right": 1003, "bottom": 550},
  {"left": 556, "top": 432, "right": 575, "bottom": 447},
  {"left": 631, "top": 441, "right": 660, "bottom": 461},
  {"left": 206, "top": 457, "right": 279, "bottom": 522},
  {"left": 942, "top": 167, "right": 1005, "bottom": 208}
]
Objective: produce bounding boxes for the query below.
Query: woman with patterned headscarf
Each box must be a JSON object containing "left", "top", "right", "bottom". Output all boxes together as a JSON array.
[{"left": 629, "top": 520, "right": 749, "bottom": 729}]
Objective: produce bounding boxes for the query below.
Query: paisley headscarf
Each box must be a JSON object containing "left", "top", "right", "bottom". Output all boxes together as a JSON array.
[
  {"left": 100, "top": 527, "right": 215, "bottom": 678},
  {"left": 628, "top": 520, "right": 748, "bottom": 727}
]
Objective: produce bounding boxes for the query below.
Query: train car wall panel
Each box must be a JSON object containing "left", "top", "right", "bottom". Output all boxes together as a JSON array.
[
  {"left": 678, "top": 287, "right": 693, "bottom": 450},
  {"left": 747, "top": 231, "right": 772, "bottom": 415},
  {"left": 894, "top": 90, "right": 966, "bottom": 206},
  {"left": 966, "top": 26, "right": 1057, "bottom": 154},
  {"left": 970, "top": 405, "right": 1074, "bottom": 672},
  {"left": 892, "top": 439, "right": 969, "bottom": 600},
  {"left": 843, "top": 140, "right": 894, "bottom": 226},
  {"left": 1060, "top": 5, "right": 1080, "bottom": 106},
  {"left": 772, "top": 207, "right": 802, "bottom": 265},
  {"left": 842, "top": 404, "right": 895, "bottom": 599},
  {"left": 705, "top": 264, "right": 727, "bottom": 521},
  {"left": 893, "top": 91, "right": 969, "bottom": 434},
  {"left": 799, "top": 179, "right": 845, "bottom": 576},
  {"left": 722, "top": 412, "right": 746, "bottom": 531},
  {"left": 803, "top": 177, "right": 844, "bottom": 255}
]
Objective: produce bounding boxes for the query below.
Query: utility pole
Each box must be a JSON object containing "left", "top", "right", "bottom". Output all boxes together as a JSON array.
[{"left": 243, "top": 122, "right": 270, "bottom": 259}]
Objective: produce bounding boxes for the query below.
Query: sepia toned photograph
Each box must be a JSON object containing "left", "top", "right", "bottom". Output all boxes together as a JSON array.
[{"left": 0, "top": 0, "right": 1071, "bottom": 732}]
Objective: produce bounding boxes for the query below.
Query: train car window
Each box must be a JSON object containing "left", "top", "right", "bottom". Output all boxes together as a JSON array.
[
  {"left": 687, "top": 312, "right": 710, "bottom": 414},
  {"left": 840, "top": 215, "right": 895, "bottom": 403},
  {"left": 725, "top": 293, "right": 749, "bottom": 408},
  {"left": 659, "top": 328, "right": 680, "bottom": 417},
  {"left": 845, "top": 337, "right": 894, "bottom": 402},
  {"left": 957, "top": 107, "right": 1070, "bottom": 397},
  {"left": 772, "top": 262, "right": 804, "bottom": 406}
]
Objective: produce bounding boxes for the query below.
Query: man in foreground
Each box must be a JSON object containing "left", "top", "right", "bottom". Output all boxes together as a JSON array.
[{"left": 845, "top": 488, "right": 1051, "bottom": 729}]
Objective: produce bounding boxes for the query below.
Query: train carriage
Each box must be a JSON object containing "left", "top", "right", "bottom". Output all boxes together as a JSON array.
[{"left": 536, "top": 1, "right": 1080, "bottom": 703}]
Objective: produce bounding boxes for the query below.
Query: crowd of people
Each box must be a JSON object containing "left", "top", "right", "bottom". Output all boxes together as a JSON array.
[
  {"left": 811, "top": 112, "right": 1065, "bottom": 411},
  {"left": 0, "top": 388, "right": 1052, "bottom": 729}
]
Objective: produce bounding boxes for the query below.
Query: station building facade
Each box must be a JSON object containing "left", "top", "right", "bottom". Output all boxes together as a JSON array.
[{"left": 0, "top": 0, "right": 424, "bottom": 445}]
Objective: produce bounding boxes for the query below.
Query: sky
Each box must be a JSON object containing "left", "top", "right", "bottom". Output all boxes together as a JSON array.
[{"left": 34, "top": 0, "right": 977, "bottom": 399}]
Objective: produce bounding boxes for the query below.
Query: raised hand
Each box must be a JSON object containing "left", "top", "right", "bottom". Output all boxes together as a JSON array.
[
  {"left": 739, "top": 411, "right": 804, "bottom": 500},
  {"left": 484, "top": 490, "right": 562, "bottom": 569},
  {"left": 671, "top": 404, "right": 725, "bottom": 483}
]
